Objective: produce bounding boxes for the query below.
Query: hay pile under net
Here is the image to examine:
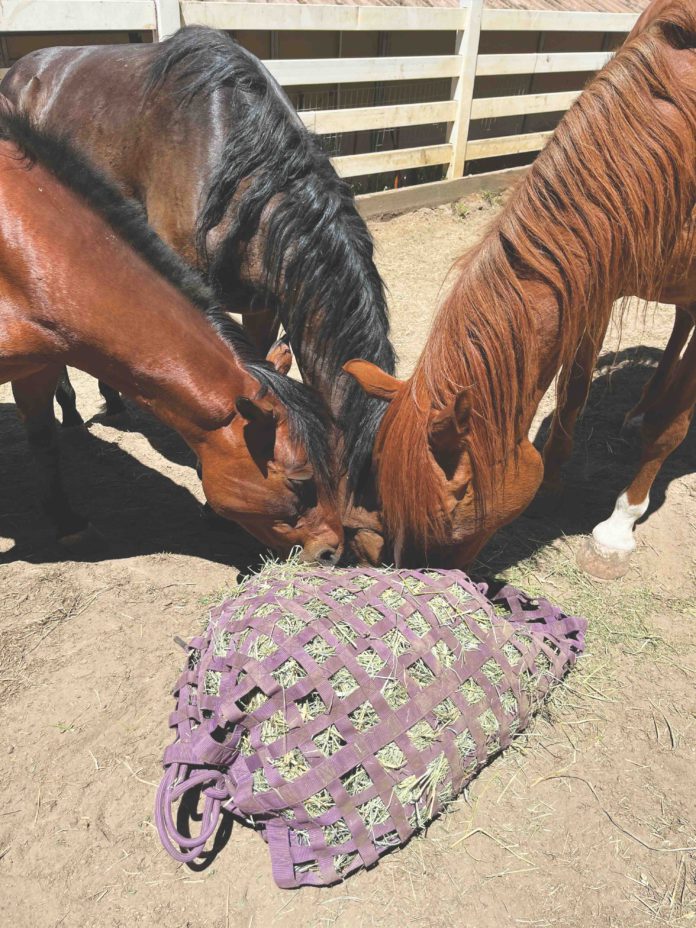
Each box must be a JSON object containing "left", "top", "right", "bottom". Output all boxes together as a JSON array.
[{"left": 156, "top": 565, "right": 586, "bottom": 888}]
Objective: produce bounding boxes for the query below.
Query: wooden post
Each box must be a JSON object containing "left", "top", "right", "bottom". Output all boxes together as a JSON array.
[
  {"left": 155, "top": 0, "right": 181, "bottom": 40},
  {"left": 447, "top": 0, "right": 483, "bottom": 180}
]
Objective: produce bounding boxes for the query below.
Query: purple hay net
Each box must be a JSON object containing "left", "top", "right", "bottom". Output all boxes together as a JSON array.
[{"left": 156, "top": 568, "right": 586, "bottom": 888}]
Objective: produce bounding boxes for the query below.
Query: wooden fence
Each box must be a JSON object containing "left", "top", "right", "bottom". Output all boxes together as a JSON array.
[{"left": 0, "top": 1, "right": 638, "bottom": 206}]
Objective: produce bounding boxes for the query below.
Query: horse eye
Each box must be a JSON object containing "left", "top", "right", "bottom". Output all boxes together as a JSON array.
[{"left": 289, "top": 478, "right": 317, "bottom": 511}]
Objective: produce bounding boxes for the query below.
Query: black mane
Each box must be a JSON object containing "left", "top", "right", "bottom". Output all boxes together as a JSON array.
[
  {"left": 146, "top": 26, "right": 397, "bottom": 488},
  {"left": 0, "top": 109, "right": 331, "bottom": 487}
]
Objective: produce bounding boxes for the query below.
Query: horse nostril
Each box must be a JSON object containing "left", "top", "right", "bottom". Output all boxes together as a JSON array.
[{"left": 317, "top": 547, "right": 339, "bottom": 565}]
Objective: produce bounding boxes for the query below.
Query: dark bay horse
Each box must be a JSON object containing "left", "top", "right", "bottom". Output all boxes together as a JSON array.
[
  {"left": 346, "top": 1, "right": 696, "bottom": 579},
  {"left": 0, "top": 102, "right": 342, "bottom": 562},
  {"left": 2, "top": 27, "right": 396, "bottom": 561}
]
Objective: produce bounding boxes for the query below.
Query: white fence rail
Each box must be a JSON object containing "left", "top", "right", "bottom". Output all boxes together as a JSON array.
[{"left": 0, "top": 1, "right": 638, "bottom": 191}]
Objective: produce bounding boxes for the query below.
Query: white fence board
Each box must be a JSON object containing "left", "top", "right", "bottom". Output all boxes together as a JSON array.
[
  {"left": 0, "top": 0, "right": 156, "bottom": 32},
  {"left": 333, "top": 143, "right": 453, "bottom": 178},
  {"left": 300, "top": 100, "right": 458, "bottom": 134},
  {"left": 471, "top": 89, "right": 581, "bottom": 120},
  {"left": 481, "top": 9, "right": 636, "bottom": 32},
  {"left": 477, "top": 50, "right": 613, "bottom": 76},
  {"left": 181, "top": 2, "right": 469, "bottom": 32},
  {"left": 466, "top": 130, "right": 553, "bottom": 160},
  {"left": 265, "top": 55, "right": 462, "bottom": 87}
]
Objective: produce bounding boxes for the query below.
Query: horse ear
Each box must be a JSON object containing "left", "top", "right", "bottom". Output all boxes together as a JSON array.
[
  {"left": 0, "top": 94, "right": 16, "bottom": 118},
  {"left": 266, "top": 336, "right": 292, "bottom": 375},
  {"left": 428, "top": 391, "right": 472, "bottom": 456},
  {"left": 236, "top": 396, "right": 275, "bottom": 425},
  {"left": 343, "top": 360, "right": 404, "bottom": 401}
]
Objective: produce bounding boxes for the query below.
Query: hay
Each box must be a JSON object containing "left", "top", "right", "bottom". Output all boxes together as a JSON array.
[
  {"left": 481, "top": 658, "right": 505, "bottom": 688},
  {"left": 408, "top": 720, "right": 439, "bottom": 751},
  {"left": 382, "top": 678, "right": 409, "bottom": 709},
  {"left": 433, "top": 697, "right": 461, "bottom": 728},
  {"left": 305, "top": 789, "right": 334, "bottom": 818},
  {"left": 455, "top": 728, "right": 476, "bottom": 758},
  {"left": 273, "top": 748, "right": 310, "bottom": 781},
  {"left": 238, "top": 686, "right": 267, "bottom": 713},
  {"left": 459, "top": 678, "right": 485, "bottom": 704},
  {"left": 383, "top": 628, "right": 410, "bottom": 656},
  {"left": 404, "top": 611, "right": 431, "bottom": 637},
  {"left": 432, "top": 641, "right": 456, "bottom": 668},
  {"left": 248, "top": 634, "right": 278, "bottom": 662},
  {"left": 277, "top": 611, "right": 306, "bottom": 637},
  {"left": 356, "top": 605, "right": 384, "bottom": 626},
  {"left": 451, "top": 621, "right": 480, "bottom": 651},
  {"left": 329, "top": 667, "right": 358, "bottom": 698},
  {"left": 204, "top": 670, "right": 222, "bottom": 696},
  {"left": 375, "top": 742, "right": 406, "bottom": 770},
  {"left": 333, "top": 621, "right": 358, "bottom": 647},
  {"left": 314, "top": 724, "right": 345, "bottom": 757},
  {"left": 271, "top": 658, "right": 307, "bottom": 689},
  {"left": 356, "top": 647, "right": 385, "bottom": 677},
  {"left": 357, "top": 796, "right": 390, "bottom": 832},
  {"left": 324, "top": 820, "right": 351, "bottom": 847},
  {"left": 341, "top": 765, "right": 372, "bottom": 797},
  {"left": 261, "top": 710, "right": 290, "bottom": 745},
  {"left": 348, "top": 700, "right": 379, "bottom": 732},
  {"left": 305, "top": 635, "right": 335, "bottom": 664},
  {"left": 296, "top": 690, "right": 327, "bottom": 722},
  {"left": 429, "top": 595, "right": 457, "bottom": 624},
  {"left": 407, "top": 659, "right": 436, "bottom": 688}
]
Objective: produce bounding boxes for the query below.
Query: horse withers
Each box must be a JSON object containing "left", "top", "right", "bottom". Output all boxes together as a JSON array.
[{"left": 0, "top": 101, "right": 342, "bottom": 562}]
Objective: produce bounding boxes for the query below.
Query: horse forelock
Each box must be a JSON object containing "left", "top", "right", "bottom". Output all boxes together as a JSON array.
[{"left": 378, "top": 2, "right": 696, "bottom": 548}]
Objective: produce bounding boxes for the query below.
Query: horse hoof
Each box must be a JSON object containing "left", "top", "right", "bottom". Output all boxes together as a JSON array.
[
  {"left": 575, "top": 536, "right": 632, "bottom": 580},
  {"left": 57, "top": 523, "right": 105, "bottom": 550},
  {"left": 61, "top": 412, "right": 85, "bottom": 429},
  {"left": 104, "top": 404, "right": 127, "bottom": 420}
]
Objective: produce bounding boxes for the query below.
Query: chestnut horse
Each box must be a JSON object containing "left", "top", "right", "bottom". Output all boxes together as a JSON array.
[
  {"left": 346, "top": 1, "right": 696, "bottom": 578},
  {"left": 1, "top": 27, "right": 396, "bottom": 561},
  {"left": 0, "top": 102, "right": 342, "bottom": 562}
]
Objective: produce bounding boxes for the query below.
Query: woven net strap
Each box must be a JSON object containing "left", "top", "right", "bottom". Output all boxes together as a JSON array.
[{"left": 154, "top": 763, "right": 229, "bottom": 863}]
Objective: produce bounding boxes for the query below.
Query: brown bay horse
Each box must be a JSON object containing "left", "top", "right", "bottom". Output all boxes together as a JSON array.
[
  {"left": 346, "top": 1, "right": 696, "bottom": 579},
  {"left": 1, "top": 28, "right": 396, "bottom": 561},
  {"left": 0, "top": 102, "right": 342, "bottom": 562}
]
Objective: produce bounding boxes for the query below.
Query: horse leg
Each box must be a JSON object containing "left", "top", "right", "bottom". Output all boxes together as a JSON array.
[
  {"left": 577, "top": 327, "right": 696, "bottom": 579},
  {"left": 55, "top": 367, "right": 85, "bottom": 428},
  {"left": 98, "top": 380, "right": 127, "bottom": 416},
  {"left": 541, "top": 332, "right": 599, "bottom": 493},
  {"left": 623, "top": 305, "right": 694, "bottom": 430},
  {"left": 13, "top": 366, "right": 90, "bottom": 543},
  {"left": 242, "top": 306, "right": 281, "bottom": 356}
]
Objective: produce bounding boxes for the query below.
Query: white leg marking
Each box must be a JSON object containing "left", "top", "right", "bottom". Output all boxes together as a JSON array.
[{"left": 592, "top": 491, "right": 650, "bottom": 554}]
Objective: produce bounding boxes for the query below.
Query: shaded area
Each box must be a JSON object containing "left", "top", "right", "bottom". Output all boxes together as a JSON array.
[
  {"left": 0, "top": 398, "right": 266, "bottom": 570},
  {"left": 477, "top": 345, "right": 696, "bottom": 576}
]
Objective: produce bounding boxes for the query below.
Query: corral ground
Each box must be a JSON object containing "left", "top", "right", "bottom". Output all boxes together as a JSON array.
[{"left": 1, "top": 194, "right": 695, "bottom": 928}]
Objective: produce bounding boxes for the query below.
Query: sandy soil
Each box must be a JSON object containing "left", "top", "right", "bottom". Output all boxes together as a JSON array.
[{"left": 1, "top": 194, "right": 695, "bottom": 928}]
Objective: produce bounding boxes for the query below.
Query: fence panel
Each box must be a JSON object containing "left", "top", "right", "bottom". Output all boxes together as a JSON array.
[{"left": 0, "top": 2, "right": 640, "bottom": 200}]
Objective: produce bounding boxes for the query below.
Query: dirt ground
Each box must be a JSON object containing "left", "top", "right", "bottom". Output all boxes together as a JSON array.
[{"left": 1, "top": 194, "right": 695, "bottom": 928}]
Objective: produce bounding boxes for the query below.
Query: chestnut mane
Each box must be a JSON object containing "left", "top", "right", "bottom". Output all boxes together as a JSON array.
[{"left": 377, "top": 2, "right": 696, "bottom": 549}]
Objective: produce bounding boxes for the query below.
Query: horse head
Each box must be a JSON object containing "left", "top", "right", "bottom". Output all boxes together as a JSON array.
[
  {"left": 198, "top": 345, "right": 343, "bottom": 564},
  {"left": 344, "top": 360, "right": 542, "bottom": 568}
]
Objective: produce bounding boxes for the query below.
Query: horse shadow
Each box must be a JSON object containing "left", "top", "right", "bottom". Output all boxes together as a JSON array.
[
  {"left": 0, "top": 401, "right": 266, "bottom": 569},
  {"left": 88, "top": 397, "right": 195, "bottom": 470},
  {"left": 476, "top": 345, "right": 696, "bottom": 575}
]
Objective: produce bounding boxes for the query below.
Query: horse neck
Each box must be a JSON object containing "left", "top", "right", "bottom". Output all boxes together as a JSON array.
[{"left": 5, "top": 155, "right": 252, "bottom": 448}]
